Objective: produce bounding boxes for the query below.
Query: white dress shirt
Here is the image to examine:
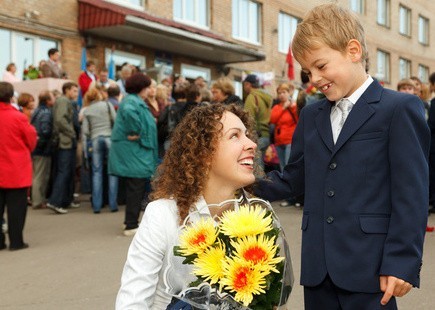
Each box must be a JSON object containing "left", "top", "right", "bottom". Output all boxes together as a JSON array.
[{"left": 116, "top": 197, "right": 210, "bottom": 309}]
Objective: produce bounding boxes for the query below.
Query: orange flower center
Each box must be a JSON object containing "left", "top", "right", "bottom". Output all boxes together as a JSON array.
[
  {"left": 191, "top": 231, "right": 206, "bottom": 246},
  {"left": 234, "top": 267, "right": 250, "bottom": 290},
  {"left": 243, "top": 246, "right": 267, "bottom": 264}
]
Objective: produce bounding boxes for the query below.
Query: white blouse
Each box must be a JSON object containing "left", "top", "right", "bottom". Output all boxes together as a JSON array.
[{"left": 116, "top": 197, "right": 210, "bottom": 309}]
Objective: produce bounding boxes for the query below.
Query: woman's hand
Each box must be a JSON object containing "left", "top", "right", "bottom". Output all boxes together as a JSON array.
[{"left": 127, "top": 135, "right": 140, "bottom": 141}]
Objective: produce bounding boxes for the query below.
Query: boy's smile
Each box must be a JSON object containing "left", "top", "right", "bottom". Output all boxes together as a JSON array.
[{"left": 298, "top": 42, "right": 367, "bottom": 102}]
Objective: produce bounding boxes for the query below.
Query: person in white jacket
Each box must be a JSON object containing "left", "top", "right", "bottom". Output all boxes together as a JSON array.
[{"left": 116, "top": 103, "right": 258, "bottom": 309}]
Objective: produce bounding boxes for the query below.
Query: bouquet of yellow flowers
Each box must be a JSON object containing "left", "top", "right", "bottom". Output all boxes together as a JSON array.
[{"left": 171, "top": 197, "right": 293, "bottom": 309}]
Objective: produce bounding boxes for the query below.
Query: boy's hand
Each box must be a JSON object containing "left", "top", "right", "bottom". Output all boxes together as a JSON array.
[{"left": 380, "top": 275, "right": 412, "bottom": 305}]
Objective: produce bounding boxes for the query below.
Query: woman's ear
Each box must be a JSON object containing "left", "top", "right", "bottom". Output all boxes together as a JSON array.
[{"left": 347, "top": 39, "right": 363, "bottom": 63}]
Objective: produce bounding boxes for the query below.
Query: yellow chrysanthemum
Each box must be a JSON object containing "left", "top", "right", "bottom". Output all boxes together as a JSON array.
[
  {"left": 220, "top": 258, "right": 267, "bottom": 306},
  {"left": 231, "top": 234, "right": 284, "bottom": 273},
  {"left": 178, "top": 218, "right": 217, "bottom": 256},
  {"left": 193, "top": 242, "right": 226, "bottom": 285},
  {"left": 219, "top": 204, "right": 273, "bottom": 238}
]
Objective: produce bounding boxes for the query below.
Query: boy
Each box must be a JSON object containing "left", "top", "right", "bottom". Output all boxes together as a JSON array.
[
  {"left": 255, "top": 4, "right": 429, "bottom": 309},
  {"left": 397, "top": 78, "right": 416, "bottom": 94}
]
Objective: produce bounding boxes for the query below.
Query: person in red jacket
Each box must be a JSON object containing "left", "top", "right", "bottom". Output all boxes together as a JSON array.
[
  {"left": 270, "top": 82, "right": 299, "bottom": 171},
  {"left": 78, "top": 60, "right": 97, "bottom": 97},
  {"left": 0, "top": 82, "right": 37, "bottom": 251}
]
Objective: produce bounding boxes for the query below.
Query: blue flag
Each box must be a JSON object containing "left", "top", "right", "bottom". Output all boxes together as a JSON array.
[
  {"left": 78, "top": 47, "right": 87, "bottom": 108},
  {"left": 108, "top": 51, "right": 115, "bottom": 80},
  {"left": 81, "top": 46, "right": 87, "bottom": 71}
]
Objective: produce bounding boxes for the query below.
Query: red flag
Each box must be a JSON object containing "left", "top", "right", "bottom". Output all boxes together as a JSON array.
[{"left": 286, "top": 44, "right": 295, "bottom": 80}]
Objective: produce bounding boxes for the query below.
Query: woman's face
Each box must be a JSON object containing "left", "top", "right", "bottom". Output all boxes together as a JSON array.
[
  {"left": 23, "top": 100, "right": 35, "bottom": 117},
  {"left": 211, "top": 87, "right": 227, "bottom": 102},
  {"left": 207, "top": 111, "right": 257, "bottom": 191},
  {"left": 148, "top": 83, "right": 156, "bottom": 98}
]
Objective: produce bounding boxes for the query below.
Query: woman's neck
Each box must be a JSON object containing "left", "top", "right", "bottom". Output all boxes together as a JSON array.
[{"left": 203, "top": 185, "right": 236, "bottom": 206}]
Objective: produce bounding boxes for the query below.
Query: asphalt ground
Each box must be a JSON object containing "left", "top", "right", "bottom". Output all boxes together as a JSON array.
[{"left": 1, "top": 197, "right": 434, "bottom": 309}]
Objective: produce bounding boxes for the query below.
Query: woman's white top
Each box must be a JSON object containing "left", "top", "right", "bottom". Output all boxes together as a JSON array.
[{"left": 116, "top": 197, "right": 210, "bottom": 309}]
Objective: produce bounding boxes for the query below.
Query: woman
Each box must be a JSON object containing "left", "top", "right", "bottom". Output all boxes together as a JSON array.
[
  {"left": 17, "top": 93, "right": 36, "bottom": 121},
  {"left": 2, "top": 63, "right": 20, "bottom": 83},
  {"left": 210, "top": 77, "right": 243, "bottom": 105},
  {"left": 108, "top": 73, "right": 158, "bottom": 236},
  {"left": 0, "top": 82, "right": 37, "bottom": 250},
  {"left": 270, "top": 83, "right": 298, "bottom": 171},
  {"left": 146, "top": 79, "right": 165, "bottom": 121},
  {"left": 82, "top": 87, "right": 118, "bottom": 213},
  {"left": 116, "top": 103, "right": 257, "bottom": 309},
  {"left": 156, "top": 83, "right": 170, "bottom": 110}
]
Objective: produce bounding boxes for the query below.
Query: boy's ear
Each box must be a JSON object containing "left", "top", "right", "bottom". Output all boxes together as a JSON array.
[{"left": 347, "top": 39, "right": 363, "bottom": 62}]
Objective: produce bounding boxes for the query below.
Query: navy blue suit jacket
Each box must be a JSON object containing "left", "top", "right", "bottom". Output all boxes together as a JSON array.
[{"left": 256, "top": 80, "right": 430, "bottom": 293}]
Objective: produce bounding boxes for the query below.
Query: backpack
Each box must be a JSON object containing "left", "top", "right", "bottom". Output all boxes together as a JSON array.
[{"left": 157, "top": 102, "right": 186, "bottom": 145}]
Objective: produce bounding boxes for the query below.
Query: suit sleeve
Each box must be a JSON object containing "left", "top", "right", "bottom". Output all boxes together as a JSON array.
[
  {"left": 254, "top": 107, "right": 305, "bottom": 201},
  {"left": 379, "top": 96, "right": 430, "bottom": 287}
]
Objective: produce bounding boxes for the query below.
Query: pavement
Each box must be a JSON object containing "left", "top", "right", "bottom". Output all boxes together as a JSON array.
[{"left": 1, "top": 196, "right": 435, "bottom": 309}]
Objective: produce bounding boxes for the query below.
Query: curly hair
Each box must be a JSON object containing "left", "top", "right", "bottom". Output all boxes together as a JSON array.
[{"left": 150, "top": 103, "right": 258, "bottom": 224}]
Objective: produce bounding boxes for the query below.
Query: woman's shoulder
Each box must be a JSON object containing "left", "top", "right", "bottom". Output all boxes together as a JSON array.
[{"left": 144, "top": 198, "right": 178, "bottom": 220}]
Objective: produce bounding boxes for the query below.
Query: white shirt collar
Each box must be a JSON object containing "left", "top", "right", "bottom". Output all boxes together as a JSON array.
[{"left": 341, "top": 75, "right": 374, "bottom": 105}]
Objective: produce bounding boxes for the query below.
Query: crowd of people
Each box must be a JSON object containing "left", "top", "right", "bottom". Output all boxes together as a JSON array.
[{"left": 0, "top": 42, "right": 314, "bottom": 247}]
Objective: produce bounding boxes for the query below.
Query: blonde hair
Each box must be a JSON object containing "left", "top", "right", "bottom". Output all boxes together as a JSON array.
[
  {"left": 156, "top": 84, "right": 169, "bottom": 102},
  {"left": 420, "top": 83, "right": 431, "bottom": 101},
  {"left": 83, "top": 87, "right": 103, "bottom": 107},
  {"left": 397, "top": 79, "right": 415, "bottom": 91},
  {"left": 276, "top": 82, "right": 295, "bottom": 94},
  {"left": 211, "top": 77, "right": 235, "bottom": 97},
  {"left": 292, "top": 3, "right": 367, "bottom": 66}
]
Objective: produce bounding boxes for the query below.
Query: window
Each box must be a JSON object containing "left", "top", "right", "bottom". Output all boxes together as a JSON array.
[
  {"left": 174, "top": 0, "right": 209, "bottom": 28},
  {"left": 105, "top": 49, "right": 146, "bottom": 79},
  {"left": 418, "top": 15, "right": 429, "bottom": 45},
  {"left": 232, "top": 0, "right": 261, "bottom": 44},
  {"left": 104, "top": 0, "right": 144, "bottom": 10},
  {"left": 399, "top": 5, "right": 411, "bottom": 36},
  {"left": 181, "top": 64, "right": 210, "bottom": 82},
  {"left": 418, "top": 64, "right": 429, "bottom": 83},
  {"left": 350, "top": 0, "right": 365, "bottom": 14},
  {"left": 278, "top": 12, "right": 299, "bottom": 53},
  {"left": 399, "top": 57, "right": 411, "bottom": 80},
  {"left": 0, "top": 29, "right": 11, "bottom": 78},
  {"left": 377, "top": 0, "right": 390, "bottom": 27},
  {"left": 234, "top": 80, "right": 243, "bottom": 98},
  {"left": 0, "top": 28, "right": 58, "bottom": 80},
  {"left": 376, "top": 50, "right": 390, "bottom": 83}
]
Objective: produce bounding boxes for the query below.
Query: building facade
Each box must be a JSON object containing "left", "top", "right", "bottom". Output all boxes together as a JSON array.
[{"left": 1, "top": 0, "right": 434, "bottom": 95}]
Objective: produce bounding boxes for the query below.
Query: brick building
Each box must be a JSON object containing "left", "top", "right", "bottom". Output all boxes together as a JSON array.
[{"left": 1, "top": 0, "right": 434, "bottom": 95}]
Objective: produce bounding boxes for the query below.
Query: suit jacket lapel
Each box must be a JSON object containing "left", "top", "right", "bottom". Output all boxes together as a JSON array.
[
  {"left": 332, "top": 81, "right": 382, "bottom": 155},
  {"left": 315, "top": 101, "right": 334, "bottom": 152}
]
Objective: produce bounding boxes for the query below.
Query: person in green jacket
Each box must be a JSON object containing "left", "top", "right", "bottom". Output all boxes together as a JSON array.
[
  {"left": 243, "top": 74, "right": 273, "bottom": 169},
  {"left": 109, "top": 73, "right": 158, "bottom": 236}
]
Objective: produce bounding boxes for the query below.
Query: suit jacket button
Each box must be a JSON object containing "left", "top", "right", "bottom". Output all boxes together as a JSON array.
[
  {"left": 327, "top": 190, "right": 335, "bottom": 197},
  {"left": 329, "top": 162, "right": 337, "bottom": 170},
  {"left": 326, "top": 216, "right": 334, "bottom": 224}
]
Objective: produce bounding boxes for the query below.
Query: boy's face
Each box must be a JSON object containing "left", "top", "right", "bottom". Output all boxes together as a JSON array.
[
  {"left": 398, "top": 85, "right": 415, "bottom": 95},
  {"left": 298, "top": 41, "right": 366, "bottom": 102}
]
